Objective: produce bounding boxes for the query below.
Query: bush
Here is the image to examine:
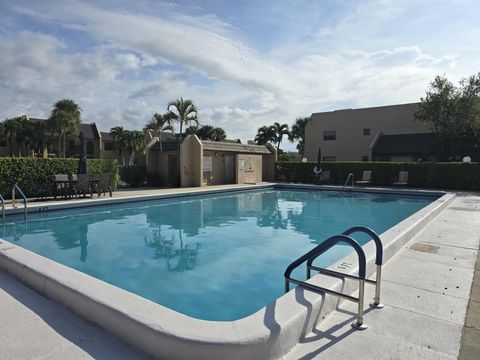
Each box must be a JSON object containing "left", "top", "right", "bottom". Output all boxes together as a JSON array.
[
  {"left": 119, "top": 165, "right": 147, "bottom": 187},
  {"left": 0, "top": 157, "right": 119, "bottom": 198},
  {"left": 275, "top": 161, "right": 480, "bottom": 190}
]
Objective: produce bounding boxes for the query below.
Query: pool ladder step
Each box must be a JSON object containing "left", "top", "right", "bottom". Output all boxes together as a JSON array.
[{"left": 284, "top": 226, "right": 384, "bottom": 330}]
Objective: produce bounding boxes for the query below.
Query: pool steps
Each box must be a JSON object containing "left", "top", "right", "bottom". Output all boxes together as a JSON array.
[{"left": 285, "top": 226, "right": 384, "bottom": 331}]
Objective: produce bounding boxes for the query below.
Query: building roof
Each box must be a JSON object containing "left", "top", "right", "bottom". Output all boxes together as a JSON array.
[
  {"left": 311, "top": 102, "right": 420, "bottom": 117},
  {"left": 201, "top": 140, "right": 272, "bottom": 154},
  {"left": 149, "top": 140, "right": 180, "bottom": 151},
  {"left": 100, "top": 132, "right": 113, "bottom": 141},
  {"left": 79, "top": 123, "right": 99, "bottom": 139},
  {"left": 372, "top": 133, "right": 435, "bottom": 155}
]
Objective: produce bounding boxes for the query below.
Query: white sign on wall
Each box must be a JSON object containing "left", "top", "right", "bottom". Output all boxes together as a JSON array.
[{"left": 203, "top": 156, "right": 213, "bottom": 171}]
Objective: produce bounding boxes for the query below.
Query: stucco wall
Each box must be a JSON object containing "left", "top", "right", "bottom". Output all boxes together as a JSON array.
[
  {"left": 180, "top": 135, "right": 203, "bottom": 187},
  {"left": 262, "top": 144, "right": 277, "bottom": 182},
  {"left": 236, "top": 154, "right": 262, "bottom": 184},
  {"left": 304, "top": 103, "right": 432, "bottom": 162},
  {"left": 202, "top": 150, "right": 237, "bottom": 186}
]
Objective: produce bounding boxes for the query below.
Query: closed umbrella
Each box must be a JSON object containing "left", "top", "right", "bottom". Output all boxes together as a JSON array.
[{"left": 77, "top": 131, "right": 88, "bottom": 174}]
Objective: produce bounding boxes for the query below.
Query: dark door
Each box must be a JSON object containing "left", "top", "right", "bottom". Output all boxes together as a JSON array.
[{"left": 168, "top": 154, "right": 179, "bottom": 186}]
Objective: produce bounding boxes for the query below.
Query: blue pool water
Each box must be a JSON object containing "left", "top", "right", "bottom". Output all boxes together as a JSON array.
[{"left": 1, "top": 189, "right": 435, "bottom": 321}]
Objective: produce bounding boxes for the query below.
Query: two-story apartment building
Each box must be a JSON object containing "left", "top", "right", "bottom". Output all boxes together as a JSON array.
[{"left": 304, "top": 103, "right": 434, "bottom": 162}]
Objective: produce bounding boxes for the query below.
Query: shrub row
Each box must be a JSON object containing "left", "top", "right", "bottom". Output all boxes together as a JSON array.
[
  {"left": 275, "top": 161, "right": 480, "bottom": 190},
  {"left": 0, "top": 157, "right": 119, "bottom": 198}
]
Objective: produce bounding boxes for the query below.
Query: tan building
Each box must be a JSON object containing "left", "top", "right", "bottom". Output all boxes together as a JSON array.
[
  {"left": 147, "top": 135, "right": 277, "bottom": 187},
  {"left": 304, "top": 103, "right": 434, "bottom": 162}
]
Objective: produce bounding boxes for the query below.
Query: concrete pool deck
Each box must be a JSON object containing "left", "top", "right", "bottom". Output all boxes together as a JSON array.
[{"left": 0, "top": 186, "right": 478, "bottom": 359}]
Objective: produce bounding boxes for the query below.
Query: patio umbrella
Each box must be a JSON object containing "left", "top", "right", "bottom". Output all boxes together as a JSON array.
[{"left": 77, "top": 131, "right": 88, "bottom": 174}]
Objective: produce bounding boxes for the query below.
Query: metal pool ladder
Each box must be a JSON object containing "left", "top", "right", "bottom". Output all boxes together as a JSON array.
[
  {"left": 284, "top": 226, "right": 384, "bottom": 330},
  {"left": 343, "top": 173, "right": 355, "bottom": 189},
  {"left": 12, "top": 183, "right": 28, "bottom": 219}
]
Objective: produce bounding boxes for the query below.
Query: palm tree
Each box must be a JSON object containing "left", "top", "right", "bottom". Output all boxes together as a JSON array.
[
  {"left": 125, "top": 130, "right": 146, "bottom": 165},
  {"left": 289, "top": 117, "right": 311, "bottom": 157},
  {"left": 2, "top": 117, "right": 22, "bottom": 157},
  {"left": 166, "top": 98, "right": 199, "bottom": 183},
  {"left": 166, "top": 98, "right": 198, "bottom": 145},
  {"left": 255, "top": 125, "right": 276, "bottom": 145},
  {"left": 110, "top": 126, "right": 128, "bottom": 165},
  {"left": 49, "top": 99, "right": 81, "bottom": 157},
  {"left": 272, "top": 122, "right": 290, "bottom": 151},
  {"left": 145, "top": 113, "right": 174, "bottom": 152}
]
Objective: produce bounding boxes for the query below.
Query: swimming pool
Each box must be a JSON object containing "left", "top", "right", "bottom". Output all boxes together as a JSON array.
[{"left": 1, "top": 188, "right": 436, "bottom": 321}]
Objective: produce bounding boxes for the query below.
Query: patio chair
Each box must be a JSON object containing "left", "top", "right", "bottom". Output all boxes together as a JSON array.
[
  {"left": 393, "top": 171, "right": 409, "bottom": 187},
  {"left": 97, "top": 172, "right": 113, "bottom": 198},
  {"left": 318, "top": 170, "right": 331, "bottom": 184},
  {"left": 29, "top": 176, "right": 51, "bottom": 199},
  {"left": 355, "top": 171, "right": 372, "bottom": 186},
  {"left": 53, "top": 174, "right": 69, "bottom": 199},
  {"left": 73, "top": 174, "right": 93, "bottom": 199}
]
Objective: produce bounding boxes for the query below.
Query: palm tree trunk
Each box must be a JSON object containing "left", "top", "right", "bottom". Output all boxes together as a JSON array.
[{"left": 58, "top": 134, "right": 62, "bottom": 158}]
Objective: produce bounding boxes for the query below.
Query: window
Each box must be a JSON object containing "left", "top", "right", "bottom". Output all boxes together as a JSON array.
[
  {"left": 322, "top": 156, "right": 336, "bottom": 161},
  {"left": 363, "top": 128, "right": 370, "bottom": 136},
  {"left": 0, "top": 138, "right": 6, "bottom": 147},
  {"left": 362, "top": 156, "right": 369, "bottom": 161},
  {"left": 323, "top": 130, "right": 336, "bottom": 141},
  {"left": 104, "top": 142, "right": 114, "bottom": 151}
]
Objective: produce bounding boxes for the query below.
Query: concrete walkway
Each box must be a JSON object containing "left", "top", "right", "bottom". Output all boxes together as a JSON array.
[
  {"left": 284, "top": 194, "right": 480, "bottom": 360},
  {"left": 0, "top": 191, "right": 478, "bottom": 359}
]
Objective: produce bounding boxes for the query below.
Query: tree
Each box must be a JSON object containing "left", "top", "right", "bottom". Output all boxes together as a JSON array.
[
  {"left": 166, "top": 98, "right": 199, "bottom": 182},
  {"left": 30, "top": 121, "right": 51, "bottom": 157},
  {"left": 271, "top": 122, "right": 290, "bottom": 151},
  {"left": 166, "top": 98, "right": 199, "bottom": 144},
  {"left": 2, "top": 117, "right": 22, "bottom": 157},
  {"left": 415, "top": 73, "right": 480, "bottom": 161},
  {"left": 125, "top": 130, "right": 146, "bottom": 165},
  {"left": 255, "top": 125, "right": 276, "bottom": 145},
  {"left": 49, "top": 99, "right": 81, "bottom": 158},
  {"left": 289, "top": 117, "right": 310, "bottom": 157},
  {"left": 146, "top": 113, "right": 174, "bottom": 152},
  {"left": 185, "top": 125, "right": 198, "bottom": 135},
  {"left": 211, "top": 127, "right": 226, "bottom": 142},
  {"left": 110, "top": 126, "right": 128, "bottom": 165}
]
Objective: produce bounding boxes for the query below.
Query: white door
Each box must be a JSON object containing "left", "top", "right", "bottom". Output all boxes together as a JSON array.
[{"left": 224, "top": 155, "right": 234, "bottom": 183}]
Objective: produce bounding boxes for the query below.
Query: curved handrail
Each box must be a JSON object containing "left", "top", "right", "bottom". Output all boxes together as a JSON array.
[
  {"left": 341, "top": 226, "right": 384, "bottom": 308},
  {"left": 12, "top": 183, "right": 28, "bottom": 219},
  {"left": 285, "top": 234, "right": 366, "bottom": 282},
  {"left": 343, "top": 173, "right": 354, "bottom": 189},
  {"left": 342, "top": 226, "right": 383, "bottom": 265}
]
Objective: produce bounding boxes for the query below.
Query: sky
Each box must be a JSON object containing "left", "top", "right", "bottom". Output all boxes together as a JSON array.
[{"left": 0, "top": 0, "right": 479, "bottom": 150}]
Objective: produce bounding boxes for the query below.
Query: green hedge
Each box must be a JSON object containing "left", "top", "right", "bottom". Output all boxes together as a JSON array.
[
  {"left": 275, "top": 161, "right": 480, "bottom": 190},
  {"left": 0, "top": 157, "right": 119, "bottom": 198}
]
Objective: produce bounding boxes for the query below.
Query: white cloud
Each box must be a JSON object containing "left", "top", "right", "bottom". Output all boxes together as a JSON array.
[{"left": 1, "top": 0, "right": 477, "bottom": 150}]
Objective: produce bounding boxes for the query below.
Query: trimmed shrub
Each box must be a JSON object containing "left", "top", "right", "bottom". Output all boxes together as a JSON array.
[
  {"left": 0, "top": 157, "right": 119, "bottom": 198},
  {"left": 275, "top": 161, "right": 480, "bottom": 190},
  {"left": 119, "top": 165, "right": 147, "bottom": 187}
]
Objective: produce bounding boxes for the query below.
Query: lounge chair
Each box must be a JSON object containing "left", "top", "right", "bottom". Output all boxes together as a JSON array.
[
  {"left": 318, "top": 170, "right": 331, "bottom": 184},
  {"left": 393, "top": 171, "right": 409, "bottom": 187},
  {"left": 97, "top": 172, "right": 113, "bottom": 198},
  {"left": 53, "top": 174, "right": 69, "bottom": 199},
  {"left": 73, "top": 174, "right": 93, "bottom": 199},
  {"left": 355, "top": 171, "right": 372, "bottom": 186},
  {"left": 30, "top": 176, "right": 51, "bottom": 199}
]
